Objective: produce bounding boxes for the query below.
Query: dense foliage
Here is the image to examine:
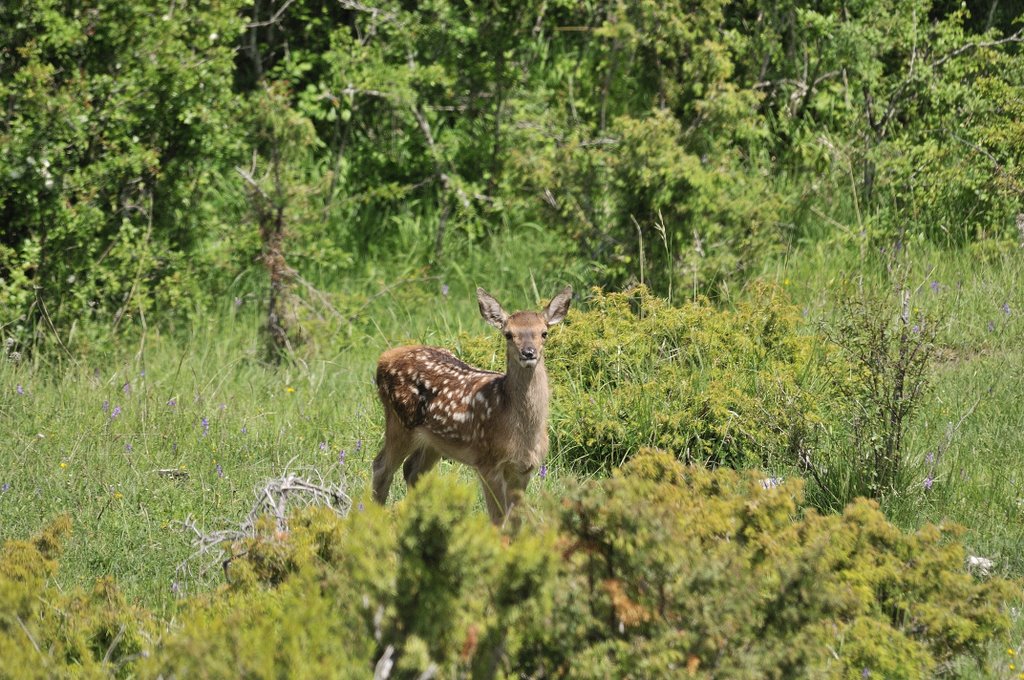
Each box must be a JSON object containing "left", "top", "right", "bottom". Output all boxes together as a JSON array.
[
  {"left": 460, "top": 285, "right": 836, "bottom": 473},
  {"left": 0, "top": 2, "right": 245, "bottom": 348},
  {"left": 2, "top": 3, "right": 1022, "bottom": 674},
  {"left": 2, "top": 1, "right": 1021, "bottom": 352},
  {"left": 0, "top": 451, "right": 1015, "bottom": 677}
]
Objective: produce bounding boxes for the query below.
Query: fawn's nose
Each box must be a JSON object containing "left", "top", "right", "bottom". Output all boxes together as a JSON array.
[{"left": 521, "top": 347, "right": 537, "bottom": 360}]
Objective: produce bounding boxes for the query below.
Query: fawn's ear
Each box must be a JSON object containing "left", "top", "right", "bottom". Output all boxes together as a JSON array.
[
  {"left": 543, "top": 286, "right": 573, "bottom": 326},
  {"left": 477, "top": 287, "right": 509, "bottom": 329}
]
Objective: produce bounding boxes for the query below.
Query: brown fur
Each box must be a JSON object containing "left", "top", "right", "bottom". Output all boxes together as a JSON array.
[{"left": 372, "top": 286, "right": 572, "bottom": 525}]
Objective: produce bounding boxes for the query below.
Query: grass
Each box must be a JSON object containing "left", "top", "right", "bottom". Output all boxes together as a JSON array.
[
  {"left": 0, "top": 227, "right": 586, "bottom": 613},
  {"left": 765, "top": 242, "right": 1024, "bottom": 576},
  {"left": 1, "top": 231, "right": 1022, "bottom": 652}
]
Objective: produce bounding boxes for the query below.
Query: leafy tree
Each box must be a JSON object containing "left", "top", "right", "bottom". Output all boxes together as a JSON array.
[{"left": 0, "top": 1, "right": 246, "bottom": 352}]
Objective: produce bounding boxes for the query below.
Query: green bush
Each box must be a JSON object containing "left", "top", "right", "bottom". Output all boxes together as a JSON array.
[
  {"left": 0, "top": 453, "right": 1016, "bottom": 677},
  {"left": 142, "top": 477, "right": 557, "bottom": 679},
  {"left": 0, "top": 1, "right": 246, "bottom": 351},
  {"left": 459, "top": 285, "right": 835, "bottom": 473},
  {"left": 537, "top": 450, "right": 1014, "bottom": 678},
  {"left": 0, "top": 515, "right": 152, "bottom": 678}
]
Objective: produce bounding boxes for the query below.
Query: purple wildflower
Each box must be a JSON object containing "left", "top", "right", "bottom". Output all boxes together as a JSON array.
[
  {"left": 172, "top": 442, "right": 178, "bottom": 452},
  {"left": 988, "top": 321, "right": 996, "bottom": 333},
  {"left": 358, "top": 502, "right": 365, "bottom": 512},
  {"left": 355, "top": 439, "right": 362, "bottom": 452},
  {"left": 201, "top": 417, "right": 209, "bottom": 436},
  {"left": 167, "top": 398, "right": 177, "bottom": 407},
  {"left": 241, "top": 425, "right": 248, "bottom": 434},
  {"left": 110, "top": 405, "right": 122, "bottom": 419},
  {"left": 234, "top": 296, "right": 243, "bottom": 307},
  {"left": 16, "top": 384, "right": 24, "bottom": 395},
  {"left": 125, "top": 443, "right": 133, "bottom": 453},
  {"left": 911, "top": 324, "right": 920, "bottom": 334},
  {"left": 171, "top": 581, "right": 180, "bottom": 595},
  {"left": 319, "top": 441, "right": 329, "bottom": 451},
  {"left": 923, "top": 475, "right": 934, "bottom": 491},
  {"left": 338, "top": 449, "right": 346, "bottom": 465},
  {"left": 538, "top": 464, "right": 547, "bottom": 480},
  {"left": 1, "top": 482, "right": 10, "bottom": 494},
  {"left": 216, "top": 463, "right": 224, "bottom": 478},
  {"left": 930, "top": 281, "right": 940, "bottom": 293},
  {"left": 862, "top": 669, "right": 870, "bottom": 679},
  {"left": 123, "top": 382, "right": 131, "bottom": 395},
  {"left": 140, "top": 370, "right": 145, "bottom": 378},
  {"left": 441, "top": 283, "right": 450, "bottom": 297},
  {"left": 1002, "top": 302, "right": 1011, "bottom": 316},
  {"left": 102, "top": 399, "right": 110, "bottom": 412},
  {"left": 925, "top": 452, "right": 934, "bottom": 465}
]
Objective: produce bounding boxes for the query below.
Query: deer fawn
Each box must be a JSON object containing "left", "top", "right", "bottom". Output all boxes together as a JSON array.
[{"left": 372, "top": 286, "right": 573, "bottom": 525}]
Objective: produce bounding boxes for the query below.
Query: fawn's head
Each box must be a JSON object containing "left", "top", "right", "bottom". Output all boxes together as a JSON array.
[{"left": 477, "top": 286, "right": 573, "bottom": 369}]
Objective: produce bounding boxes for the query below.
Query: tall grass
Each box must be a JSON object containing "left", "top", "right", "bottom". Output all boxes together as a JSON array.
[
  {"left": 765, "top": 242, "right": 1024, "bottom": 574},
  {"left": 2, "top": 225, "right": 1021, "bottom": 625},
  {"left": 0, "top": 226, "right": 584, "bottom": 611}
]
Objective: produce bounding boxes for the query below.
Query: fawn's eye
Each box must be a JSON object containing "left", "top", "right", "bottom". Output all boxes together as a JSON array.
[
  {"left": 504, "top": 331, "right": 513, "bottom": 340},
  {"left": 541, "top": 331, "right": 548, "bottom": 339}
]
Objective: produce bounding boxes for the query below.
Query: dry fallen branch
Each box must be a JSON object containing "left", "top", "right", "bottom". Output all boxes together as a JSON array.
[{"left": 174, "top": 468, "right": 351, "bottom": 595}]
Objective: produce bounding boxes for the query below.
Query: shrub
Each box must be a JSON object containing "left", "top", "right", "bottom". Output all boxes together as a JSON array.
[
  {"left": 533, "top": 450, "right": 1013, "bottom": 678},
  {"left": 143, "top": 477, "right": 558, "bottom": 678},
  {"left": 809, "top": 255, "right": 939, "bottom": 508},
  {"left": 1, "top": 454, "right": 1016, "bottom": 677},
  {"left": 459, "top": 285, "right": 835, "bottom": 473},
  {"left": 0, "top": 1, "right": 246, "bottom": 352},
  {"left": 0, "top": 516, "right": 152, "bottom": 678}
]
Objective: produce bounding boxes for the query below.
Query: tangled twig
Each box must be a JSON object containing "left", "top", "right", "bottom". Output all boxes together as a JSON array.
[{"left": 174, "top": 469, "right": 351, "bottom": 596}]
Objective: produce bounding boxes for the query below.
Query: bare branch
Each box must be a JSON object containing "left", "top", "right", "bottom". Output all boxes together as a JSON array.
[
  {"left": 878, "top": 27, "right": 1024, "bottom": 138},
  {"left": 246, "top": 0, "right": 297, "bottom": 29},
  {"left": 374, "top": 646, "right": 395, "bottom": 679},
  {"left": 102, "top": 624, "right": 127, "bottom": 665},
  {"left": 326, "top": 87, "right": 392, "bottom": 101},
  {"left": 930, "top": 27, "right": 1024, "bottom": 70},
  {"left": 174, "top": 468, "right": 351, "bottom": 596},
  {"left": 236, "top": 162, "right": 271, "bottom": 203},
  {"left": 411, "top": 105, "right": 471, "bottom": 210},
  {"left": 337, "top": 0, "right": 399, "bottom": 22},
  {"left": 15, "top": 616, "right": 42, "bottom": 656}
]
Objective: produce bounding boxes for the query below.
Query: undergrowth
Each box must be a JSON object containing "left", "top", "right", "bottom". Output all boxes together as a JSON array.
[
  {"left": 459, "top": 284, "right": 838, "bottom": 474},
  {"left": 0, "top": 451, "right": 1016, "bottom": 678}
]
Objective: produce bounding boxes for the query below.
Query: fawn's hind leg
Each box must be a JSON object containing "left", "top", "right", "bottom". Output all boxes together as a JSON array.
[
  {"left": 479, "top": 463, "right": 534, "bottom": 528},
  {"left": 372, "top": 415, "right": 415, "bottom": 504},
  {"left": 403, "top": 449, "right": 442, "bottom": 489}
]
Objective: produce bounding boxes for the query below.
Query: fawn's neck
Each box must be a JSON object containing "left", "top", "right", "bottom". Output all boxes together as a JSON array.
[{"left": 500, "top": 357, "right": 550, "bottom": 427}]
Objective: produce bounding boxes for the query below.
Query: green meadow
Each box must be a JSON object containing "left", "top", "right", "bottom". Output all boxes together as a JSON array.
[{"left": 2, "top": 0, "right": 1023, "bottom": 676}]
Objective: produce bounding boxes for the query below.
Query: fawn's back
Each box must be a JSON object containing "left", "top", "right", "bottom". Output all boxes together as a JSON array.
[{"left": 376, "top": 345, "right": 505, "bottom": 457}]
